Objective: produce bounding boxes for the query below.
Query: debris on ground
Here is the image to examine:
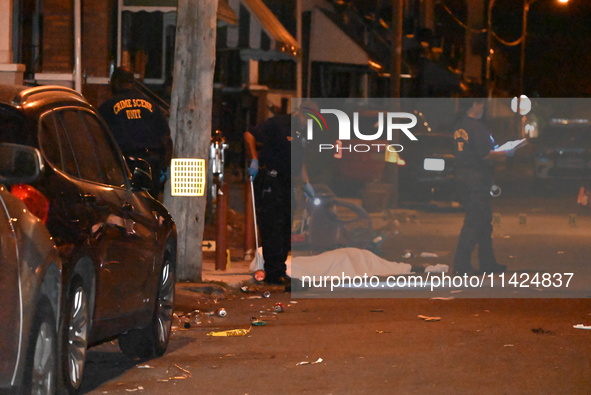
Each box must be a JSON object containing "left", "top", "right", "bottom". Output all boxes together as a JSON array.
[
  {"left": 531, "top": 327, "right": 554, "bottom": 335},
  {"left": 573, "top": 324, "right": 591, "bottom": 330},
  {"left": 173, "top": 307, "right": 233, "bottom": 331},
  {"left": 296, "top": 358, "right": 323, "bottom": 366},
  {"left": 402, "top": 250, "right": 415, "bottom": 259},
  {"left": 124, "top": 385, "right": 144, "bottom": 392},
  {"left": 207, "top": 327, "right": 251, "bottom": 337},
  {"left": 159, "top": 364, "right": 192, "bottom": 381},
  {"left": 418, "top": 315, "right": 441, "bottom": 322},
  {"left": 424, "top": 264, "right": 449, "bottom": 273},
  {"left": 420, "top": 252, "right": 439, "bottom": 258},
  {"left": 251, "top": 317, "right": 267, "bottom": 326}
]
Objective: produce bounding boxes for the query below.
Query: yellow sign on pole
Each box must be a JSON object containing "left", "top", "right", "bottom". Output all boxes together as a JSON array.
[{"left": 170, "top": 158, "right": 206, "bottom": 196}]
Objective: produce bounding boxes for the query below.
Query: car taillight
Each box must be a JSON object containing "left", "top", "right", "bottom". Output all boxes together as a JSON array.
[{"left": 10, "top": 184, "right": 50, "bottom": 224}]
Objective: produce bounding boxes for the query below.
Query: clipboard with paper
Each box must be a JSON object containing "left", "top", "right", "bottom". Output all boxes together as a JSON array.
[{"left": 493, "top": 138, "right": 527, "bottom": 152}]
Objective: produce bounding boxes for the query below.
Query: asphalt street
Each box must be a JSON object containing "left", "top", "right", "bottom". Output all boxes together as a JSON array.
[
  {"left": 81, "top": 295, "right": 591, "bottom": 394},
  {"left": 80, "top": 163, "right": 591, "bottom": 394}
]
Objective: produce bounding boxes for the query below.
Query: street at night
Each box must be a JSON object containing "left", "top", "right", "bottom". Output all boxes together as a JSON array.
[
  {"left": 3, "top": 0, "right": 591, "bottom": 394},
  {"left": 79, "top": 164, "right": 591, "bottom": 394}
]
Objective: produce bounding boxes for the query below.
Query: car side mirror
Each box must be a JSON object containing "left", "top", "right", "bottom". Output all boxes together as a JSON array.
[
  {"left": 127, "top": 157, "right": 153, "bottom": 191},
  {"left": 0, "top": 143, "right": 44, "bottom": 184}
]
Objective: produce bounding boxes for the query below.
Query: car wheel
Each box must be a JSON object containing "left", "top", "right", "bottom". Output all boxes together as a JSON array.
[
  {"left": 60, "top": 277, "right": 90, "bottom": 394},
  {"left": 119, "top": 250, "right": 175, "bottom": 359},
  {"left": 23, "top": 296, "right": 57, "bottom": 395}
]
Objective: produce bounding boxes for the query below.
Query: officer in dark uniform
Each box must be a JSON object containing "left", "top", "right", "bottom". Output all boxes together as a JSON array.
[
  {"left": 453, "top": 95, "right": 518, "bottom": 275},
  {"left": 244, "top": 106, "right": 311, "bottom": 286},
  {"left": 98, "top": 67, "right": 172, "bottom": 199}
]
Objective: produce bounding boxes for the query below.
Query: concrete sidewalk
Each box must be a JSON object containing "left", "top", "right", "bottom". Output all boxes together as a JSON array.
[{"left": 201, "top": 256, "right": 253, "bottom": 287}]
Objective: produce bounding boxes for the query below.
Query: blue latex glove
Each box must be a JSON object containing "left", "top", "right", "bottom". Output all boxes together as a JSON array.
[
  {"left": 303, "top": 182, "right": 315, "bottom": 199},
  {"left": 160, "top": 168, "right": 170, "bottom": 184},
  {"left": 505, "top": 148, "right": 516, "bottom": 157},
  {"left": 248, "top": 159, "right": 259, "bottom": 179}
]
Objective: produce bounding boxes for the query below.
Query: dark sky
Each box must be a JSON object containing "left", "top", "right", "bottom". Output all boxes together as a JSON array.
[{"left": 492, "top": 0, "right": 591, "bottom": 97}]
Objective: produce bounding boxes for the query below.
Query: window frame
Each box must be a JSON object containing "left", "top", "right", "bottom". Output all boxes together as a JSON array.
[{"left": 38, "top": 106, "right": 132, "bottom": 190}]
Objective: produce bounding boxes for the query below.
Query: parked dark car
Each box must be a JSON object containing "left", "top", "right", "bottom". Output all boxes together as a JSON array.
[
  {"left": 533, "top": 118, "right": 591, "bottom": 182},
  {"left": 398, "top": 132, "right": 458, "bottom": 204},
  {"left": 0, "top": 84, "right": 177, "bottom": 393},
  {"left": 0, "top": 143, "right": 62, "bottom": 394}
]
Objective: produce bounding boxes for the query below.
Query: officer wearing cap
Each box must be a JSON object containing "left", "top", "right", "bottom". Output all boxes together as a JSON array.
[
  {"left": 99, "top": 66, "right": 172, "bottom": 200},
  {"left": 453, "top": 90, "right": 521, "bottom": 275},
  {"left": 244, "top": 104, "right": 312, "bottom": 286}
]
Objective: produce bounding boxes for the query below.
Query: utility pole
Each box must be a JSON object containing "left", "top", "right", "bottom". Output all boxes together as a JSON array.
[
  {"left": 389, "top": 0, "right": 403, "bottom": 208},
  {"left": 164, "top": 0, "right": 218, "bottom": 281},
  {"left": 486, "top": 0, "right": 496, "bottom": 97},
  {"left": 390, "top": 0, "right": 403, "bottom": 99}
]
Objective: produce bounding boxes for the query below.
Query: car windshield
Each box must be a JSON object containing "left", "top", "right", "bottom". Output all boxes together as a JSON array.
[{"left": 539, "top": 125, "right": 591, "bottom": 146}]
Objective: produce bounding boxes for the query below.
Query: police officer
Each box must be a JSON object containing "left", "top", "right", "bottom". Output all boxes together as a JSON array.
[
  {"left": 99, "top": 67, "right": 172, "bottom": 199},
  {"left": 244, "top": 105, "right": 312, "bottom": 286},
  {"left": 453, "top": 94, "right": 520, "bottom": 275}
]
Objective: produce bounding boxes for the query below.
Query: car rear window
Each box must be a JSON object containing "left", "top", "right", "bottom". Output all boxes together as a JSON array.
[{"left": 39, "top": 109, "right": 127, "bottom": 188}]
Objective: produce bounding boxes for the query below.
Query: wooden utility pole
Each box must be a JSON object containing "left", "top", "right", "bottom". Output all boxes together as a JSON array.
[
  {"left": 389, "top": 0, "right": 403, "bottom": 208},
  {"left": 164, "top": 0, "right": 218, "bottom": 281},
  {"left": 390, "top": 0, "right": 403, "bottom": 99}
]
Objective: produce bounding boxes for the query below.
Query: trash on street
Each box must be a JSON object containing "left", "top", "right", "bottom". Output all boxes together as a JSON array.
[
  {"left": 402, "top": 250, "right": 415, "bottom": 259},
  {"left": 420, "top": 252, "right": 439, "bottom": 258},
  {"left": 274, "top": 303, "right": 284, "bottom": 313},
  {"left": 424, "top": 264, "right": 449, "bottom": 273},
  {"left": 531, "top": 327, "right": 554, "bottom": 334},
  {"left": 251, "top": 317, "right": 267, "bottom": 326},
  {"left": 418, "top": 315, "right": 441, "bottom": 322},
  {"left": 296, "top": 357, "right": 323, "bottom": 366},
  {"left": 207, "top": 327, "right": 251, "bottom": 337},
  {"left": 573, "top": 324, "right": 591, "bottom": 330}
]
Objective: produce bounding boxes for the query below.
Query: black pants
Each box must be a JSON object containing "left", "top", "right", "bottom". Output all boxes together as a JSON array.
[
  {"left": 454, "top": 177, "right": 499, "bottom": 273},
  {"left": 254, "top": 172, "right": 291, "bottom": 280}
]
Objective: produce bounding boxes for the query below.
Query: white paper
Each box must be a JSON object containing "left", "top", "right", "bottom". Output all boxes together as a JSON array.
[{"left": 494, "top": 138, "right": 527, "bottom": 152}]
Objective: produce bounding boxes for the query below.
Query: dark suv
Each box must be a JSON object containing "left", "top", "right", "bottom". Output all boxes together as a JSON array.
[{"left": 0, "top": 84, "right": 177, "bottom": 393}]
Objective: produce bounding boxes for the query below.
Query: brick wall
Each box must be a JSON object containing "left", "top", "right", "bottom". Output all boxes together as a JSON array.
[
  {"left": 83, "top": 0, "right": 112, "bottom": 79},
  {"left": 41, "top": 0, "right": 113, "bottom": 106},
  {"left": 42, "top": 0, "right": 74, "bottom": 72},
  {"left": 82, "top": 0, "right": 114, "bottom": 106}
]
